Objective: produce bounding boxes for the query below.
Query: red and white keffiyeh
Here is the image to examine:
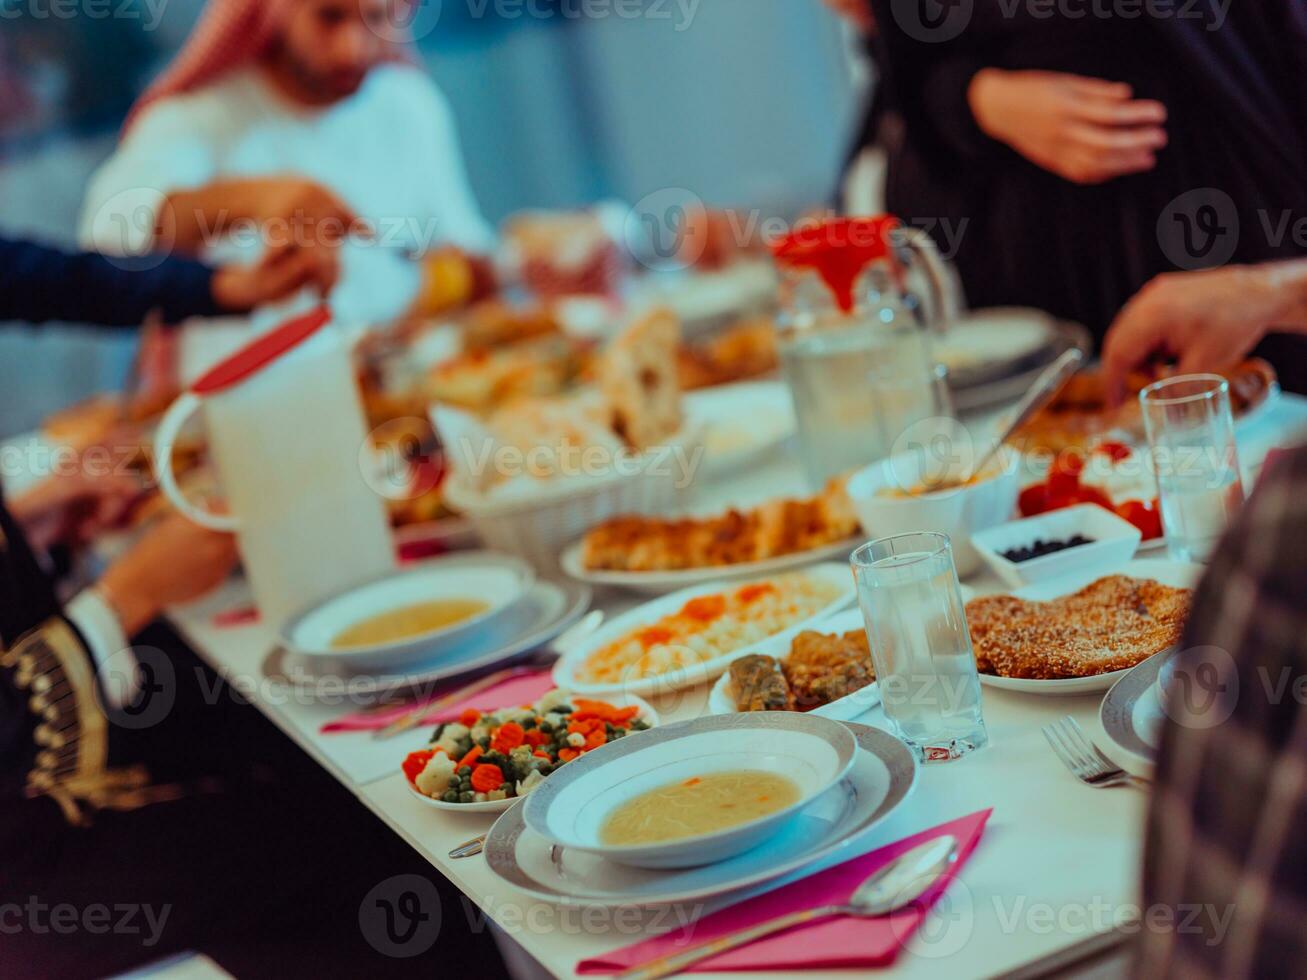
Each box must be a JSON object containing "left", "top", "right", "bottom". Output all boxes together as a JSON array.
[{"left": 124, "top": 0, "right": 417, "bottom": 133}]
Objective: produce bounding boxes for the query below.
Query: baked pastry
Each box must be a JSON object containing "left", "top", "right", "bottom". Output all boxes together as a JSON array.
[
  {"left": 1012, "top": 359, "right": 1277, "bottom": 454},
  {"left": 677, "top": 317, "right": 779, "bottom": 391},
  {"left": 580, "top": 478, "right": 860, "bottom": 572},
  {"left": 599, "top": 308, "right": 683, "bottom": 450},
  {"left": 965, "top": 575, "right": 1191, "bottom": 679}
]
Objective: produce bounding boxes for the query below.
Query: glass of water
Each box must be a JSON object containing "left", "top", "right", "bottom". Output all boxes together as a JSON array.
[
  {"left": 1140, "top": 375, "right": 1245, "bottom": 563},
  {"left": 851, "top": 532, "right": 988, "bottom": 763}
]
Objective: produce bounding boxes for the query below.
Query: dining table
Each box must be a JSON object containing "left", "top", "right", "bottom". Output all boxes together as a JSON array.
[{"left": 159, "top": 389, "right": 1307, "bottom": 980}]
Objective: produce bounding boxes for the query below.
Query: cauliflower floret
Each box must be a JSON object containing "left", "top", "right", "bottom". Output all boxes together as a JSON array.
[
  {"left": 516, "top": 770, "right": 545, "bottom": 797},
  {"left": 473, "top": 792, "right": 488, "bottom": 803},
  {"left": 433, "top": 722, "right": 469, "bottom": 756},
  {"left": 470, "top": 722, "right": 491, "bottom": 744},
  {"left": 544, "top": 711, "right": 570, "bottom": 731},
  {"left": 537, "top": 689, "right": 573, "bottom": 713},
  {"left": 414, "top": 752, "right": 456, "bottom": 798},
  {"left": 500, "top": 705, "right": 535, "bottom": 724},
  {"left": 487, "top": 789, "right": 508, "bottom": 802},
  {"left": 566, "top": 732, "right": 586, "bottom": 748}
]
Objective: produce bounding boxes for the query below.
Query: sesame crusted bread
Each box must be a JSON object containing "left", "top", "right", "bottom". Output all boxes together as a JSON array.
[{"left": 965, "top": 575, "right": 1191, "bottom": 680}]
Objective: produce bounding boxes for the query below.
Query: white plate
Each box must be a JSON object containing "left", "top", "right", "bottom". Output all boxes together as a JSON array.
[
  {"left": 559, "top": 536, "right": 861, "bottom": 596},
  {"left": 975, "top": 558, "right": 1201, "bottom": 695},
  {"left": 261, "top": 579, "right": 592, "bottom": 698},
  {"left": 707, "top": 608, "right": 880, "bottom": 721},
  {"left": 483, "top": 722, "right": 916, "bottom": 907},
  {"left": 552, "top": 564, "right": 857, "bottom": 697},
  {"left": 523, "top": 713, "right": 857, "bottom": 869},
  {"left": 1099, "top": 647, "right": 1174, "bottom": 771},
  {"left": 683, "top": 381, "right": 795, "bottom": 481},
  {"left": 282, "top": 553, "right": 534, "bottom": 671},
  {"left": 404, "top": 693, "right": 660, "bottom": 814},
  {"left": 393, "top": 516, "right": 479, "bottom": 551}
]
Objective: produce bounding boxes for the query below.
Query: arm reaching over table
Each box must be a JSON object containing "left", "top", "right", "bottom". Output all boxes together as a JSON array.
[{"left": 1102, "top": 261, "right": 1307, "bottom": 404}]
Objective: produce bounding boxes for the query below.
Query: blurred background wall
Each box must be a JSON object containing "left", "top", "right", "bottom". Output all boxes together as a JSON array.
[{"left": 0, "top": 0, "right": 862, "bottom": 437}]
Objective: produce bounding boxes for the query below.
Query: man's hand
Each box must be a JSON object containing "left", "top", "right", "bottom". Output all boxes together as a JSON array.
[
  {"left": 10, "top": 471, "right": 143, "bottom": 552},
  {"left": 969, "top": 70, "right": 1167, "bottom": 185},
  {"left": 212, "top": 239, "right": 341, "bottom": 312},
  {"left": 99, "top": 513, "right": 239, "bottom": 636},
  {"left": 158, "top": 177, "right": 367, "bottom": 255},
  {"left": 1102, "top": 265, "right": 1307, "bottom": 403}
]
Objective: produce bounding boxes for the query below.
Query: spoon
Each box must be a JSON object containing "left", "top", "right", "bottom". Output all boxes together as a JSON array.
[
  {"left": 946, "top": 347, "right": 1084, "bottom": 490},
  {"left": 614, "top": 834, "right": 960, "bottom": 980}
]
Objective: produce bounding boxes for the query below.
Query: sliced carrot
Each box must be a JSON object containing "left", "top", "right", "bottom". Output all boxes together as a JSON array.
[
  {"left": 458, "top": 708, "right": 482, "bottom": 727},
  {"left": 524, "top": 729, "right": 551, "bottom": 748},
  {"left": 583, "top": 729, "right": 607, "bottom": 751},
  {"left": 557, "top": 748, "right": 580, "bottom": 763},
  {"left": 491, "top": 722, "right": 526, "bottom": 754},
  {"left": 456, "top": 745, "right": 483, "bottom": 770},
  {"left": 470, "top": 763, "right": 504, "bottom": 793}
]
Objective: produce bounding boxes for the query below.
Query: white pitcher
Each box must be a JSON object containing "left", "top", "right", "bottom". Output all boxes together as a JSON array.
[{"left": 152, "top": 307, "right": 394, "bottom": 628}]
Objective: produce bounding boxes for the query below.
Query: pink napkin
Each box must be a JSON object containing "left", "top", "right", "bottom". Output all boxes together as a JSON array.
[
  {"left": 576, "top": 809, "right": 992, "bottom": 975},
  {"left": 319, "top": 668, "right": 557, "bottom": 734}
]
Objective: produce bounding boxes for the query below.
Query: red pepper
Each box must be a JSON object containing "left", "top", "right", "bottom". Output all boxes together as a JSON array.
[
  {"left": 1095, "top": 441, "right": 1132, "bottom": 463},
  {"left": 1019, "top": 483, "right": 1049, "bottom": 517},
  {"left": 402, "top": 749, "right": 436, "bottom": 786},
  {"left": 1046, "top": 453, "right": 1085, "bottom": 499},
  {"left": 1116, "top": 499, "right": 1163, "bottom": 540}
]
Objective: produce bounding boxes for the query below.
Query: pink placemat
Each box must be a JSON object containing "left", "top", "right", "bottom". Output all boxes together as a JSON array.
[
  {"left": 320, "top": 668, "right": 556, "bottom": 734},
  {"left": 577, "top": 809, "right": 992, "bottom": 974}
]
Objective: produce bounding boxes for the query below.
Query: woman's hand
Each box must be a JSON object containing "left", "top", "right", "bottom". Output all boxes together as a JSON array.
[
  {"left": 1102, "top": 264, "right": 1307, "bottom": 403},
  {"left": 968, "top": 69, "right": 1167, "bottom": 185},
  {"left": 99, "top": 512, "right": 239, "bottom": 636}
]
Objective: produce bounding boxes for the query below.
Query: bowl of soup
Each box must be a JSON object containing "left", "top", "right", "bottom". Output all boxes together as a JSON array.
[
  {"left": 282, "top": 552, "right": 534, "bottom": 671},
  {"left": 522, "top": 713, "right": 856, "bottom": 869}
]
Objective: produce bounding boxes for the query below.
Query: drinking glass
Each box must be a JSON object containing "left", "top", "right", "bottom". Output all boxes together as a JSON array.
[
  {"left": 1140, "top": 375, "right": 1245, "bottom": 564},
  {"left": 851, "top": 532, "right": 987, "bottom": 762}
]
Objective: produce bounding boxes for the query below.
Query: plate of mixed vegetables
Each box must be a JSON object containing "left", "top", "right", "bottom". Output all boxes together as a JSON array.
[{"left": 402, "top": 689, "right": 658, "bottom": 813}]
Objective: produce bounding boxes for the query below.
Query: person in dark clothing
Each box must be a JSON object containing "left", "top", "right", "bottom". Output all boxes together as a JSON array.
[
  {"left": 860, "top": 1, "right": 1307, "bottom": 388},
  {"left": 1, "top": 234, "right": 338, "bottom": 326},
  {"left": 0, "top": 239, "right": 506, "bottom": 975}
]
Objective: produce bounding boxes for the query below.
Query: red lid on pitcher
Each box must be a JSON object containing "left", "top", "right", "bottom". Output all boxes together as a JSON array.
[
  {"left": 770, "top": 216, "right": 901, "bottom": 313},
  {"left": 191, "top": 306, "right": 332, "bottom": 395}
]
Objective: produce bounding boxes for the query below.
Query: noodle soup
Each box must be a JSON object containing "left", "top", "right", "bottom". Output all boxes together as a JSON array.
[{"left": 599, "top": 771, "right": 801, "bottom": 846}]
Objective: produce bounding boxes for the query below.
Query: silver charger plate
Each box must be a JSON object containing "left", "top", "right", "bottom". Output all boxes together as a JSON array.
[
  {"left": 260, "top": 578, "right": 591, "bottom": 699},
  {"left": 482, "top": 722, "right": 917, "bottom": 907},
  {"left": 951, "top": 319, "right": 1093, "bottom": 413},
  {"left": 1099, "top": 645, "right": 1177, "bottom": 769}
]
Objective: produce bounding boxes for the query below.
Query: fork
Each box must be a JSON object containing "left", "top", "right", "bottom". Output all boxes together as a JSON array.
[{"left": 1042, "top": 717, "right": 1150, "bottom": 790}]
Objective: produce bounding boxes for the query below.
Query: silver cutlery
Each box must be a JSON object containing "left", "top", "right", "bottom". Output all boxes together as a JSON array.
[
  {"left": 613, "top": 835, "right": 960, "bottom": 980},
  {"left": 448, "top": 835, "right": 487, "bottom": 860},
  {"left": 1042, "top": 716, "right": 1150, "bottom": 790},
  {"left": 372, "top": 610, "right": 604, "bottom": 741},
  {"left": 955, "top": 348, "right": 1084, "bottom": 486}
]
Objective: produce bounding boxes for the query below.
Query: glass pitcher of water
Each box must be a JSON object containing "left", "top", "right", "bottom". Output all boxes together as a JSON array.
[{"left": 770, "top": 216, "right": 958, "bottom": 488}]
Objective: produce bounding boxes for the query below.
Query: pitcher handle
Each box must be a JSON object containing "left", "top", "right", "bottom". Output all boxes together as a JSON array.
[
  {"left": 152, "top": 392, "right": 240, "bottom": 532},
  {"left": 898, "top": 225, "right": 962, "bottom": 334}
]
